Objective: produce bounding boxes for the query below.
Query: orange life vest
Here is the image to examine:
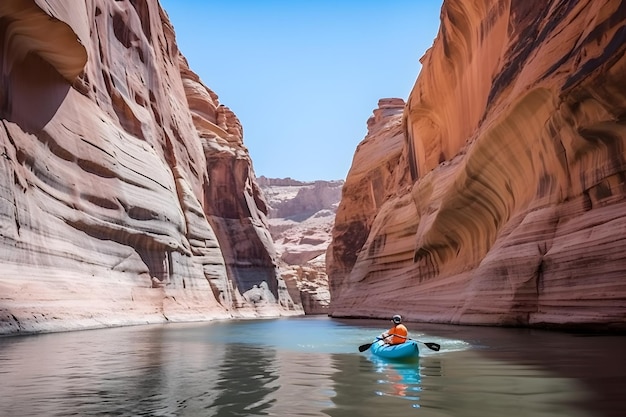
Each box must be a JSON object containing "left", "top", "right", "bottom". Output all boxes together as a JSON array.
[{"left": 388, "top": 323, "right": 408, "bottom": 344}]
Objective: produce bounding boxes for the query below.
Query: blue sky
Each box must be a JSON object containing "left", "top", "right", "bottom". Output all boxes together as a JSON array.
[{"left": 160, "top": 1, "right": 443, "bottom": 181}]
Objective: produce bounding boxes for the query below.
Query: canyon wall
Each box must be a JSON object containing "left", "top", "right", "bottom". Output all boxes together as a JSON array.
[
  {"left": 259, "top": 176, "right": 343, "bottom": 314},
  {"left": 0, "top": 0, "right": 301, "bottom": 335},
  {"left": 328, "top": 0, "right": 626, "bottom": 330}
]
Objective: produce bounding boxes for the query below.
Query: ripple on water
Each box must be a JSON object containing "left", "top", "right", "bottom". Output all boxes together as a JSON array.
[{"left": 1, "top": 317, "right": 623, "bottom": 417}]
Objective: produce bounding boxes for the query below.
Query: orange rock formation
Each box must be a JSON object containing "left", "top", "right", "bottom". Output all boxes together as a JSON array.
[
  {"left": 328, "top": 0, "right": 626, "bottom": 330},
  {"left": 0, "top": 0, "right": 300, "bottom": 335}
]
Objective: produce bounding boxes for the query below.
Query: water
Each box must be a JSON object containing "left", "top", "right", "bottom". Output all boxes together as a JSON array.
[{"left": 0, "top": 316, "right": 624, "bottom": 417}]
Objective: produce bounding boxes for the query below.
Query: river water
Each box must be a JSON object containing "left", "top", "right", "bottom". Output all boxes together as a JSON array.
[{"left": 0, "top": 316, "right": 624, "bottom": 417}]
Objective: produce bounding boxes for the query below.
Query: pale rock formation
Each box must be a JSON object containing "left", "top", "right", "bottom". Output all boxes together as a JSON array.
[
  {"left": 0, "top": 0, "right": 301, "bottom": 335},
  {"left": 328, "top": 0, "right": 626, "bottom": 331},
  {"left": 282, "top": 265, "right": 330, "bottom": 315},
  {"left": 258, "top": 176, "right": 343, "bottom": 314}
]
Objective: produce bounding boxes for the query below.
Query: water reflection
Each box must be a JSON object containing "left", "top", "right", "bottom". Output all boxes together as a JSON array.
[
  {"left": 265, "top": 351, "right": 337, "bottom": 416},
  {"left": 322, "top": 354, "right": 428, "bottom": 417},
  {"left": 322, "top": 354, "right": 385, "bottom": 417},
  {"left": 369, "top": 355, "right": 422, "bottom": 402},
  {"left": 208, "top": 343, "right": 279, "bottom": 416},
  {"left": 0, "top": 318, "right": 624, "bottom": 417},
  {"left": 327, "top": 339, "right": 600, "bottom": 417}
]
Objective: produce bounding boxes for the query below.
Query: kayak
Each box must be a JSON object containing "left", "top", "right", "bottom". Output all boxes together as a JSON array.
[{"left": 370, "top": 339, "right": 420, "bottom": 361}]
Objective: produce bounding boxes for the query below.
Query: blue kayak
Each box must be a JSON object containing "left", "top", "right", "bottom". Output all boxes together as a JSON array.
[{"left": 370, "top": 339, "right": 420, "bottom": 361}]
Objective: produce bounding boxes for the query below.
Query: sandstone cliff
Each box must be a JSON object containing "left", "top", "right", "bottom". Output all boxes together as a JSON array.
[
  {"left": 258, "top": 176, "right": 343, "bottom": 314},
  {"left": 0, "top": 0, "right": 301, "bottom": 335},
  {"left": 328, "top": 0, "right": 626, "bottom": 330}
]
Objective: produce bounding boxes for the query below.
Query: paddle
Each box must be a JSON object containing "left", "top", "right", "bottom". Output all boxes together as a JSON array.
[
  {"left": 358, "top": 335, "right": 389, "bottom": 352},
  {"left": 358, "top": 335, "right": 441, "bottom": 352}
]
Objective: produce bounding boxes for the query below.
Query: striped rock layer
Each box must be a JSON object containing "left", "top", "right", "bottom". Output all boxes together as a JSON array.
[
  {"left": 328, "top": 0, "right": 626, "bottom": 330},
  {"left": 0, "top": 0, "right": 301, "bottom": 335}
]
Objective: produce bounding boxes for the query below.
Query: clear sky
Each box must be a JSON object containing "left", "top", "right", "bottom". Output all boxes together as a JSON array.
[{"left": 159, "top": 0, "right": 443, "bottom": 181}]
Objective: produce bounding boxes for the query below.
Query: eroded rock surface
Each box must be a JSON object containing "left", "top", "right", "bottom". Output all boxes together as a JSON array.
[
  {"left": 0, "top": 0, "right": 301, "bottom": 335},
  {"left": 328, "top": 0, "right": 626, "bottom": 330},
  {"left": 258, "top": 176, "right": 343, "bottom": 314}
]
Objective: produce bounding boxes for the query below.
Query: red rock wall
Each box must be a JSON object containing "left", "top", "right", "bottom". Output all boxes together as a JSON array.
[
  {"left": 328, "top": 0, "right": 626, "bottom": 330},
  {"left": 0, "top": 0, "right": 300, "bottom": 335}
]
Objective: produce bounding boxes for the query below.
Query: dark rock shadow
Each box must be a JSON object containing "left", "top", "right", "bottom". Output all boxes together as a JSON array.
[{"left": 1, "top": 48, "right": 71, "bottom": 133}]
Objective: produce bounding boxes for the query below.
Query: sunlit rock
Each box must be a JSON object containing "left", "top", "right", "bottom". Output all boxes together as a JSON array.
[
  {"left": 259, "top": 177, "right": 343, "bottom": 314},
  {"left": 0, "top": 0, "right": 300, "bottom": 335},
  {"left": 328, "top": 0, "right": 626, "bottom": 330},
  {"left": 327, "top": 98, "right": 408, "bottom": 305},
  {"left": 282, "top": 265, "right": 331, "bottom": 315}
]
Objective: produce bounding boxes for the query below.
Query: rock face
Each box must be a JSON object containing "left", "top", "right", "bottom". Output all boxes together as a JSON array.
[
  {"left": 328, "top": 0, "right": 626, "bottom": 330},
  {"left": 327, "top": 98, "right": 409, "bottom": 314},
  {"left": 0, "top": 0, "right": 301, "bottom": 335},
  {"left": 258, "top": 176, "right": 343, "bottom": 314},
  {"left": 259, "top": 176, "right": 342, "bottom": 265}
]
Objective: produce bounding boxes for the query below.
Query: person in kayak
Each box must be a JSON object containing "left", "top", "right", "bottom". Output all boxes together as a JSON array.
[{"left": 381, "top": 314, "right": 408, "bottom": 345}]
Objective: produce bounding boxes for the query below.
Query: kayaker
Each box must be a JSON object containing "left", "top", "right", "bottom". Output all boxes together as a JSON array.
[{"left": 381, "top": 314, "right": 408, "bottom": 345}]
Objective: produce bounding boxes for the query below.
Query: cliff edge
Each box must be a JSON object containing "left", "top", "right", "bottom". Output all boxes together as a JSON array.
[
  {"left": 328, "top": 0, "right": 626, "bottom": 330},
  {"left": 0, "top": 0, "right": 301, "bottom": 335}
]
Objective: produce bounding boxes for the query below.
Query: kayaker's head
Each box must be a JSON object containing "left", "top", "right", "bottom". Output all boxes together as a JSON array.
[{"left": 392, "top": 314, "right": 402, "bottom": 324}]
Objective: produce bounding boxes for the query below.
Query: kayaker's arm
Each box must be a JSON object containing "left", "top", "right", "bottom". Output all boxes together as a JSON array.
[
  {"left": 380, "top": 333, "right": 409, "bottom": 345},
  {"left": 381, "top": 333, "right": 408, "bottom": 340}
]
